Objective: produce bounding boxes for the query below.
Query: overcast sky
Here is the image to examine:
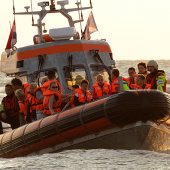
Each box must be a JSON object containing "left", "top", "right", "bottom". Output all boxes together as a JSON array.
[{"left": 0, "top": 0, "right": 170, "bottom": 60}]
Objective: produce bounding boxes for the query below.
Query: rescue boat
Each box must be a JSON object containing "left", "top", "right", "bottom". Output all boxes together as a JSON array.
[{"left": 0, "top": 0, "right": 170, "bottom": 158}]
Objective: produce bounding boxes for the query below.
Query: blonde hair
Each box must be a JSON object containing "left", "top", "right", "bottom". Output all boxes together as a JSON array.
[{"left": 40, "top": 76, "right": 48, "bottom": 85}]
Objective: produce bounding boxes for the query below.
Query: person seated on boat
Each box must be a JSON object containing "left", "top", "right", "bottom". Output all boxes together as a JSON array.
[
  {"left": 71, "top": 80, "right": 93, "bottom": 107},
  {"left": 75, "top": 75, "right": 84, "bottom": 86},
  {"left": 62, "top": 84, "right": 80, "bottom": 111},
  {"left": 125, "top": 67, "right": 138, "bottom": 89},
  {"left": 43, "top": 81, "right": 62, "bottom": 116},
  {"left": 27, "top": 83, "right": 38, "bottom": 122},
  {"left": 137, "top": 62, "right": 148, "bottom": 77},
  {"left": 0, "top": 84, "right": 20, "bottom": 130},
  {"left": 92, "top": 74, "right": 110, "bottom": 100},
  {"left": 130, "top": 74, "right": 151, "bottom": 90},
  {"left": 40, "top": 76, "right": 48, "bottom": 85},
  {"left": 11, "top": 78, "right": 30, "bottom": 95},
  {"left": 42, "top": 70, "right": 62, "bottom": 93},
  {"left": 35, "top": 77, "right": 48, "bottom": 120},
  {"left": 146, "top": 60, "right": 167, "bottom": 92},
  {"left": 111, "top": 68, "right": 130, "bottom": 94},
  {"left": 15, "top": 89, "right": 29, "bottom": 126}
]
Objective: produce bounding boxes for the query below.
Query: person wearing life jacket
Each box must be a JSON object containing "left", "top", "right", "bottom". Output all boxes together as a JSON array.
[
  {"left": 0, "top": 84, "right": 20, "bottom": 130},
  {"left": 27, "top": 83, "right": 37, "bottom": 122},
  {"left": 131, "top": 74, "right": 151, "bottom": 90},
  {"left": 62, "top": 84, "right": 80, "bottom": 111},
  {"left": 15, "top": 89, "right": 29, "bottom": 126},
  {"left": 111, "top": 68, "right": 130, "bottom": 94},
  {"left": 146, "top": 60, "right": 167, "bottom": 92},
  {"left": 42, "top": 70, "right": 62, "bottom": 93},
  {"left": 92, "top": 74, "right": 110, "bottom": 100},
  {"left": 11, "top": 78, "right": 30, "bottom": 95},
  {"left": 126, "top": 67, "right": 138, "bottom": 89},
  {"left": 137, "top": 62, "right": 148, "bottom": 77},
  {"left": 35, "top": 77, "right": 48, "bottom": 120},
  {"left": 71, "top": 80, "right": 93, "bottom": 107},
  {"left": 43, "top": 81, "right": 62, "bottom": 115}
]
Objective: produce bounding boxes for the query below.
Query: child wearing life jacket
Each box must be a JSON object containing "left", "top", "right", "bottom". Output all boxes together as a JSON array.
[
  {"left": 137, "top": 62, "right": 148, "bottom": 77},
  {"left": 92, "top": 74, "right": 110, "bottom": 100},
  {"left": 1, "top": 84, "right": 20, "bottom": 130},
  {"left": 126, "top": 67, "right": 138, "bottom": 89},
  {"left": 42, "top": 70, "right": 62, "bottom": 93},
  {"left": 131, "top": 74, "right": 151, "bottom": 90},
  {"left": 35, "top": 76, "right": 48, "bottom": 120},
  {"left": 43, "top": 81, "right": 62, "bottom": 115},
  {"left": 111, "top": 68, "right": 129, "bottom": 94},
  {"left": 27, "top": 83, "right": 37, "bottom": 122},
  {"left": 62, "top": 84, "right": 79, "bottom": 111},
  {"left": 15, "top": 89, "right": 29, "bottom": 126},
  {"left": 71, "top": 80, "right": 93, "bottom": 107}
]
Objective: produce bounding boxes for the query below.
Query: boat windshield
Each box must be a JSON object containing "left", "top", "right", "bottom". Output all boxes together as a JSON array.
[
  {"left": 63, "top": 65, "right": 87, "bottom": 89},
  {"left": 90, "top": 65, "right": 110, "bottom": 83},
  {"left": 31, "top": 69, "right": 59, "bottom": 84}
]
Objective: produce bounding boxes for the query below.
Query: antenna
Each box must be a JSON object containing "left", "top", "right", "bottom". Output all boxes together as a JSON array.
[
  {"left": 90, "top": 0, "right": 93, "bottom": 8},
  {"left": 75, "top": 0, "right": 83, "bottom": 34},
  {"left": 24, "top": 6, "right": 30, "bottom": 12},
  {"left": 57, "top": 0, "right": 69, "bottom": 9},
  {"left": 30, "top": 0, "right": 34, "bottom": 25},
  {"left": 50, "top": 0, "right": 56, "bottom": 10},
  {"left": 12, "top": 0, "right": 15, "bottom": 14}
]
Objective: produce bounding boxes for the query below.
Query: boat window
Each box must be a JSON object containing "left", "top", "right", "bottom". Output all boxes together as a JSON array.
[
  {"left": 90, "top": 65, "right": 110, "bottom": 83},
  {"left": 63, "top": 66, "right": 87, "bottom": 89},
  {"left": 32, "top": 69, "right": 59, "bottom": 84}
]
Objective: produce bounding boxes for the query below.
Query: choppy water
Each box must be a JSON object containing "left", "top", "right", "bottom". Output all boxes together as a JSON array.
[
  {"left": 0, "top": 60, "right": 170, "bottom": 169},
  {"left": 0, "top": 150, "right": 169, "bottom": 170}
]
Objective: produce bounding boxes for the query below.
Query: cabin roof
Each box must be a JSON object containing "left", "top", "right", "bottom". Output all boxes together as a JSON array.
[{"left": 17, "top": 40, "right": 112, "bottom": 61}]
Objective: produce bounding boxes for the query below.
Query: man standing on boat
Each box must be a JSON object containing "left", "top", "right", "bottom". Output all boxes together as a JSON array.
[{"left": 146, "top": 60, "right": 167, "bottom": 92}]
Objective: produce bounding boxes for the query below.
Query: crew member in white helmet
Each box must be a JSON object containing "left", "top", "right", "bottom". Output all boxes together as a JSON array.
[{"left": 146, "top": 60, "right": 166, "bottom": 92}]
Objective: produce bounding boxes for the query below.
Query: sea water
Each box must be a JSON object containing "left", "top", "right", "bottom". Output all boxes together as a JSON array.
[{"left": 0, "top": 60, "right": 169, "bottom": 170}]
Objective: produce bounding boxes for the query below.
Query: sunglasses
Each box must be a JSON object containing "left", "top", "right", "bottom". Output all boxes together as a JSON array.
[{"left": 51, "top": 86, "right": 58, "bottom": 89}]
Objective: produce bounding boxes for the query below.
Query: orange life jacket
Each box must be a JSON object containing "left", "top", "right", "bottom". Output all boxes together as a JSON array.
[
  {"left": 111, "top": 78, "right": 119, "bottom": 93},
  {"left": 92, "top": 82, "right": 110, "bottom": 99},
  {"left": 125, "top": 74, "right": 137, "bottom": 87},
  {"left": 18, "top": 99, "right": 29, "bottom": 121},
  {"left": 42, "top": 80, "right": 62, "bottom": 93},
  {"left": 130, "top": 84, "right": 151, "bottom": 90},
  {"left": 146, "top": 71, "right": 166, "bottom": 92},
  {"left": 23, "top": 83, "right": 30, "bottom": 96},
  {"left": 72, "top": 88, "right": 92, "bottom": 105},
  {"left": 35, "top": 87, "right": 44, "bottom": 111},
  {"left": 27, "top": 93, "right": 37, "bottom": 112},
  {"left": 43, "top": 89, "right": 61, "bottom": 115}
]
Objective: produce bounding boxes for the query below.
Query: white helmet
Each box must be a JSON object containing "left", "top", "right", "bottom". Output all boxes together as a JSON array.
[{"left": 147, "top": 60, "right": 158, "bottom": 70}]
